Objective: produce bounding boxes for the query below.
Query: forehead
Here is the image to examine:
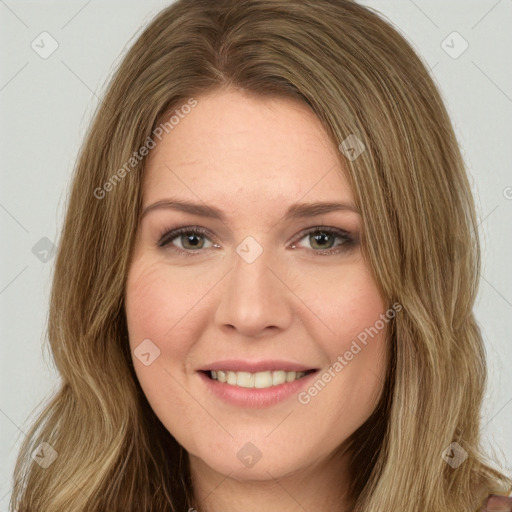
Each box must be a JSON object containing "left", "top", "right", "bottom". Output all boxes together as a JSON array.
[{"left": 143, "top": 89, "right": 354, "bottom": 213}]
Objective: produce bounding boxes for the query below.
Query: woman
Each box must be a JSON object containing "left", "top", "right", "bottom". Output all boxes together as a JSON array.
[{"left": 10, "top": 0, "right": 512, "bottom": 510}]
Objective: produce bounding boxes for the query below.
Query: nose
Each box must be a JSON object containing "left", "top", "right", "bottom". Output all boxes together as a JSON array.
[{"left": 213, "top": 242, "right": 294, "bottom": 338}]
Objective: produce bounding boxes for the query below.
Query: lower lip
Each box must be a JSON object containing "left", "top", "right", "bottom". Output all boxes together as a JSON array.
[{"left": 198, "top": 371, "right": 318, "bottom": 408}]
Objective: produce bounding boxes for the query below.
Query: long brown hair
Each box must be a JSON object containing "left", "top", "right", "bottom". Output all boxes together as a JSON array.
[{"left": 11, "top": 0, "right": 511, "bottom": 510}]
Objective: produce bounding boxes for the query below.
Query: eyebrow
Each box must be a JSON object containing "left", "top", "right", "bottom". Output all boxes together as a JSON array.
[{"left": 141, "top": 198, "right": 360, "bottom": 221}]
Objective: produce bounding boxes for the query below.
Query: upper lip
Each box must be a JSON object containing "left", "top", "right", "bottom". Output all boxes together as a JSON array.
[{"left": 197, "top": 360, "right": 318, "bottom": 373}]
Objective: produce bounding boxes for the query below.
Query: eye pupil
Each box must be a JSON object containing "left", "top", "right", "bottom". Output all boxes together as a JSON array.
[
  {"left": 183, "top": 233, "right": 203, "bottom": 249},
  {"left": 311, "top": 231, "right": 333, "bottom": 249}
]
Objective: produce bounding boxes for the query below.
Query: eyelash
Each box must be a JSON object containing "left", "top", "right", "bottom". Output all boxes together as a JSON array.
[{"left": 156, "top": 225, "right": 356, "bottom": 257}]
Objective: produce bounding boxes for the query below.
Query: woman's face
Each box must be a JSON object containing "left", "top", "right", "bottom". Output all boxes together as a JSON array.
[{"left": 125, "top": 88, "right": 389, "bottom": 481}]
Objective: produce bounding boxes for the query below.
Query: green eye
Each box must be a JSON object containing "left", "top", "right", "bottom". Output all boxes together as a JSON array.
[
  {"left": 157, "top": 225, "right": 356, "bottom": 257},
  {"left": 158, "top": 227, "right": 215, "bottom": 253},
  {"left": 293, "top": 227, "right": 355, "bottom": 255}
]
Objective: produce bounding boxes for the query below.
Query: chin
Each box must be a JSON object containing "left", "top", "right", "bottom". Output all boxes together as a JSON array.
[{"left": 187, "top": 435, "right": 320, "bottom": 482}]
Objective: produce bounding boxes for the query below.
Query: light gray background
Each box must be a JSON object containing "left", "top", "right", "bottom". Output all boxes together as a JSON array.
[{"left": 1, "top": 0, "right": 511, "bottom": 508}]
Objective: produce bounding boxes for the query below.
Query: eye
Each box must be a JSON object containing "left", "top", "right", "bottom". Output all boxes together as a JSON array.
[
  {"left": 157, "top": 225, "right": 356, "bottom": 257},
  {"left": 157, "top": 226, "right": 219, "bottom": 256},
  {"left": 291, "top": 227, "right": 355, "bottom": 255}
]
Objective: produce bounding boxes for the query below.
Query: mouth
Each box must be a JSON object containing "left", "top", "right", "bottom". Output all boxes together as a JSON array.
[{"left": 200, "top": 369, "right": 317, "bottom": 389}]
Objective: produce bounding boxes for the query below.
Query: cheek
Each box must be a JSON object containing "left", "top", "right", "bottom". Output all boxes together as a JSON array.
[
  {"left": 296, "top": 263, "right": 389, "bottom": 412},
  {"left": 124, "top": 260, "right": 192, "bottom": 381},
  {"left": 125, "top": 258, "right": 214, "bottom": 354},
  {"left": 125, "top": 264, "right": 178, "bottom": 363},
  {"left": 124, "top": 260, "right": 206, "bottom": 436},
  {"left": 299, "top": 259, "right": 387, "bottom": 350}
]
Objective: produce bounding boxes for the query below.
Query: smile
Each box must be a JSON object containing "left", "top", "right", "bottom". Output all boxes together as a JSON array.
[{"left": 207, "top": 369, "right": 314, "bottom": 388}]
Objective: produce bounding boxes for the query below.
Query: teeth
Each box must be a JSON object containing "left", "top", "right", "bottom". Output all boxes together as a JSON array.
[
  {"left": 254, "top": 371, "right": 271, "bottom": 388},
  {"left": 209, "top": 369, "right": 307, "bottom": 388},
  {"left": 272, "top": 370, "right": 287, "bottom": 386},
  {"left": 227, "top": 371, "right": 237, "bottom": 385}
]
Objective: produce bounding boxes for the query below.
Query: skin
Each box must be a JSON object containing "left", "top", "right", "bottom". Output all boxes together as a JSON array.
[{"left": 125, "top": 88, "right": 389, "bottom": 512}]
